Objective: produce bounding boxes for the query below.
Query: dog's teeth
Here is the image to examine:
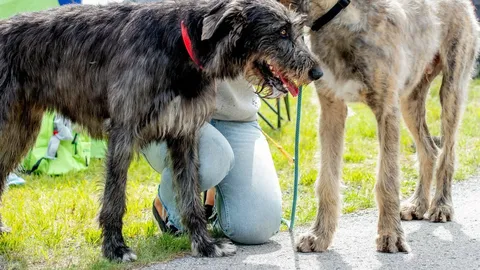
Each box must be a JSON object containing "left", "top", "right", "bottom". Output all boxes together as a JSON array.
[{"left": 283, "top": 84, "right": 287, "bottom": 88}]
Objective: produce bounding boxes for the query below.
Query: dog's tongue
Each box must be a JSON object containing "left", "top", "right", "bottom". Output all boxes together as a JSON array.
[{"left": 279, "top": 75, "right": 299, "bottom": 97}]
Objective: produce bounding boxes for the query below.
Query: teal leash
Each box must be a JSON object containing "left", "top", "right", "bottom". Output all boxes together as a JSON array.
[
  {"left": 290, "top": 86, "right": 302, "bottom": 230},
  {"left": 281, "top": 86, "right": 302, "bottom": 230}
]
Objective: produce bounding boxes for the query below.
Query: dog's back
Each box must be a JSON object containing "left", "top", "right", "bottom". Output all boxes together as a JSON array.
[
  {"left": 0, "top": 2, "right": 211, "bottom": 138},
  {"left": 395, "top": 0, "right": 479, "bottom": 92},
  {"left": 1, "top": 4, "right": 130, "bottom": 136},
  {"left": 309, "top": 0, "right": 479, "bottom": 97}
]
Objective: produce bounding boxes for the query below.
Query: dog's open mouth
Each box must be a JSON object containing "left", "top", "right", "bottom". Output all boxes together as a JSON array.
[{"left": 254, "top": 60, "right": 300, "bottom": 98}]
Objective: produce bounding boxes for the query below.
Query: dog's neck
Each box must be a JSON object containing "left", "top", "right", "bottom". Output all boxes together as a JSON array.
[
  {"left": 310, "top": 0, "right": 350, "bottom": 31},
  {"left": 308, "top": 0, "right": 361, "bottom": 29},
  {"left": 180, "top": 5, "right": 245, "bottom": 80},
  {"left": 181, "top": 21, "right": 204, "bottom": 70}
]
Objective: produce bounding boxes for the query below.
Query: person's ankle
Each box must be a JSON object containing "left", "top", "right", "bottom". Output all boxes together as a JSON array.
[
  {"left": 205, "top": 188, "right": 215, "bottom": 206},
  {"left": 154, "top": 196, "right": 167, "bottom": 221}
]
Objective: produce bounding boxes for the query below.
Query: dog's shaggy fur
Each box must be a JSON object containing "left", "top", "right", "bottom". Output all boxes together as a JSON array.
[
  {"left": 0, "top": 0, "right": 321, "bottom": 261},
  {"left": 284, "top": 0, "right": 479, "bottom": 253}
]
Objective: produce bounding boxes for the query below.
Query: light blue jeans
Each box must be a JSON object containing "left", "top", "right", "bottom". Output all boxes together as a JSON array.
[{"left": 141, "top": 119, "right": 282, "bottom": 244}]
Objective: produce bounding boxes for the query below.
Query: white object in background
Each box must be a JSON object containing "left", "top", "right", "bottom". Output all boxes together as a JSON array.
[{"left": 45, "top": 115, "right": 74, "bottom": 160}]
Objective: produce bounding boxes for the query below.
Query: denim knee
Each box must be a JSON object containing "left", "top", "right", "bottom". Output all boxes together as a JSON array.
[
  {"left": 220, "top": 200, "right": 282, "bottom": 245},
  {"left": 197, "top": 126, "right": 235, "bottom": 190},
  {"left": 141, "top": 122, "right": 235, "bottom": 191}
]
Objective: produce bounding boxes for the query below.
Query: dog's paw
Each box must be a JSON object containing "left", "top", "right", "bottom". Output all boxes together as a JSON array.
[
  {"left": 425, "top": 203, "right": 453, "bottom": 223},
  {"left": 296, "top": 231, "right": 330, "bottom": 253},
  {"left": 0, "top": 224, "right": 11, "bottom": 234},
  {"left": 121, "top": 249, "right": 138, "bottom": 262},
  {"left": 103, "top": 245, "right": 137, "bottom": 262},
  {"left": 192, "top": 238, "right": 236, "bottom": 257},
  {"left": 400, "top": 199, "right": 428, "bottom": 221},
  {"left": 213, "top": 239, "right": 237, "bottom": 256},
  {"left": 376, "top": 232, "right": 410, "bottom": 253}
]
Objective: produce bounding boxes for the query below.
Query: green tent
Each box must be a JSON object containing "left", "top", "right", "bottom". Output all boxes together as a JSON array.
[
  {"left": 20, "top": 112, "right": 107, "bottom": 175},
  {"left": 21, "top": 113, "right": 92, "bottom": 175}
]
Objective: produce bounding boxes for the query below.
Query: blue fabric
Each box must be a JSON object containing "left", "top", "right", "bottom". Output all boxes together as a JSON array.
[{"left": 58, "top": 0, "right": 81, "bottom": 5}]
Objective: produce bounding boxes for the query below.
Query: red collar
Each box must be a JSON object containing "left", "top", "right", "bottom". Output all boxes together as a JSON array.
[{"left": 181, "top": 20, "right": 203, "bottom": 69}]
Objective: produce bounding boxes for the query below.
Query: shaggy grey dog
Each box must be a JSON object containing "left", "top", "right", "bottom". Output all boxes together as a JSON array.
[
  {"left": 281, "top": 0, "right": 479, "bottom": 254},
  {"left": 0, "top": 0, "right": 322, "bottom": 262}
]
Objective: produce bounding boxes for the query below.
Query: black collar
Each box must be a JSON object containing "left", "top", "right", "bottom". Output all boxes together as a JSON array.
[{"left": 311, "top": 0, "right": 351, "bottom": 31}]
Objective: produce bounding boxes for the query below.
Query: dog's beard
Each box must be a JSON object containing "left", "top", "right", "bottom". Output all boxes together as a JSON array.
[
  {"left": 245, "top": 73, "right": 287, "bottom": 99},
  {"left": 244, "top": 59, "right": 301, "bottom": 99}
]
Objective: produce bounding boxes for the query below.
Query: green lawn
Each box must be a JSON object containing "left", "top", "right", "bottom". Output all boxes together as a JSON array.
[{"left": 1, "top": 77, "right": 479, "bottom": 269}]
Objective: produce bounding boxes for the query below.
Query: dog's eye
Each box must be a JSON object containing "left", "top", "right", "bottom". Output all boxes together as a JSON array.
[{"left": 280, "top": 28, "right": 288, "bottom": 38}]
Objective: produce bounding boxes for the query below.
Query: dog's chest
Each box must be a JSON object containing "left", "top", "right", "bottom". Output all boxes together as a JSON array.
[
  {"left": 309, "top": 33, "right": 366, "bottom": 102},
  {"left": 318, "top": 66, "right": 364, "bottom": 102},
  {"left": 139, "top": 85, "right": 216, "bottom": 142}
]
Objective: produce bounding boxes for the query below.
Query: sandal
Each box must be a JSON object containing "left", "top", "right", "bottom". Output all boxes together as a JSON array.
[
  {"left": 152, "top": 199, "right": 181, "bottom": 236},
  {"left": 203, "top": 189, "right": 217, "bottom": 222}
]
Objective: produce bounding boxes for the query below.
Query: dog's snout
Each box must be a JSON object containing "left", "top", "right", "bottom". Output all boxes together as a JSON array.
[{"left": 308, "top": 67, "right": 323, "bottom": 81}]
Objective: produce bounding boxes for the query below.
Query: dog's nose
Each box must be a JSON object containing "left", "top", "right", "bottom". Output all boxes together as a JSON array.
[{"left": 308, "top": 67, "right": 323, "bottom": 81}]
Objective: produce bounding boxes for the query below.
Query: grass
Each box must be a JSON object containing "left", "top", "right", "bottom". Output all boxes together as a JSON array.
[
  {"left": 1, "top": 160, "right": 191, "bottom": 269},
  {"left": 1, "top": 77, "right": 479, "bottom": 269}
]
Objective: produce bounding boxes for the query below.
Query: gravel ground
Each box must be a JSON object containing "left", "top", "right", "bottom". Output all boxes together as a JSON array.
[{"left": 143, "top": 175, "right": 480, "bottom": 270}]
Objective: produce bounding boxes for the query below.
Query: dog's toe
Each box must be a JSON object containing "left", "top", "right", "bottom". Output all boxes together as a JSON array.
[
  {"left": 425, "top": 203, "right": 453, "bottom": 223},
  {"left": 400, "top": 199, "right": 428, "bottom": 221},
  {"left": 192, "top": 238, "right": 237, "bottom": 257},
  {"left": 296, "top": 232, "right": 328, "bottom": 253},
  {"left": 122, "top": 250, "right": 138, "bottom": 262},
  {"left": 376, "top": 232, "right": 410, "bottom": 253},
  {"left": 0, "top": 224, "right": 11, "bottom": 234},
  {"left": 103, "top": 244, "right": 137, "bottom": 262},
  {"left": 214, "top": 239, "right": 237, "bottom": 256}
]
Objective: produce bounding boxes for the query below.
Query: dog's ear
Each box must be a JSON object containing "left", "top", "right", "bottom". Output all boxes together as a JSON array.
[
  {"left": 201, "top": 1, "right": 242, "bottom": 41},
  {"left": 277, "top": 0, "right": 309, "bottom": 15}
]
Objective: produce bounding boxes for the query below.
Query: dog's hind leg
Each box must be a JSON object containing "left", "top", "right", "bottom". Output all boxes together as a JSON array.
[
  {"left": 400, "top": 65, "right": 442, "bottom": 221},
  {"left": 425, "top": 31, "right": 477, "bottom": 223},
  {"left": 167, "top": 134, "right": 236, "bottom": 257},
  {"left": 99, "top": 126, "right": 137, "bottom": 262},
  {"left": 0, "top": 104, "right": 43, "bottom": 233},
  {"left": 296, "top": 92, "right": 347, "bottom": 253}
]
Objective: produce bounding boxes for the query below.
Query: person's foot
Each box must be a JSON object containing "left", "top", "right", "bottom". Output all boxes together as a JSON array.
[
  {"left": 6, "top": 173, "right": 25, "bottom": 186},
  {"left": 204, "top": 188, "right": 216, "bottom": 221},
  {"left": 152, "top": 196, "right": 181, "bottom": 236},
  {"left": 152, "top": 189, "right": 217, "bottom": 236}
]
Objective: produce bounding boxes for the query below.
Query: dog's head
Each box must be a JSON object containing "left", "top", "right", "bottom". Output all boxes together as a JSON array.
[{"left": 201, "top": 0, "right": 321, "bottom": 98}]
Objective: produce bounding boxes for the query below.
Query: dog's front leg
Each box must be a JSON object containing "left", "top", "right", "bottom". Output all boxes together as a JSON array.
[
  {"left": 369, "top": 89, "right": 410, "bottom": 253},
  {"left": 297, "top": 92, "right": 347, "bottom": 253},
  {"left": 99, "top": 127, "right": 137, "bottom": 262},
  {"left": 167, "top": 133, "right": 236, "bottom": 257}
]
